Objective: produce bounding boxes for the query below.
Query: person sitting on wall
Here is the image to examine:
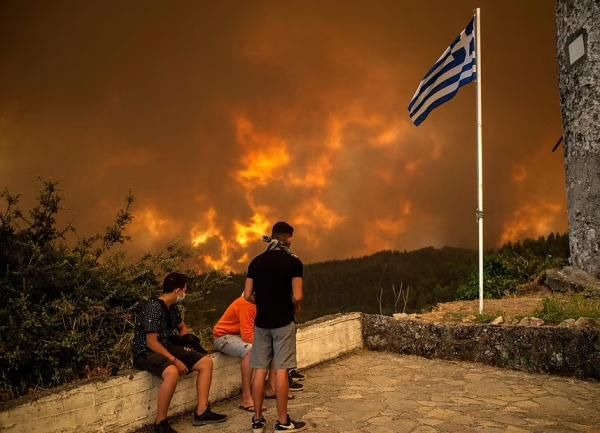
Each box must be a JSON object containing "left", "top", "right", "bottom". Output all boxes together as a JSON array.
[
  {"left": 213, "top": 294, "right": 301, "bottom": 412},
  {"left": 213, "top": 294, "right": 258, "bottom": 412},
  {"left": 133, "top": 272, "right": 227, "bottom": 433}
]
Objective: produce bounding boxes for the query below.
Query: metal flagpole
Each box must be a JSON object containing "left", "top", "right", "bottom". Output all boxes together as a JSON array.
[{"left": 475, "top": 8, "right": 484, "bottom": 314}]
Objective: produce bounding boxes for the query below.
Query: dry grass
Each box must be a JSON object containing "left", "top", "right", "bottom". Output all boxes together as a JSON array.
[{"left": 420, "top": 296, "right": 544, "bottom": 324}]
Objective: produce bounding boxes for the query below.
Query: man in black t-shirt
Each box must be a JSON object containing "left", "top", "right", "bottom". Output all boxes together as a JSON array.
[
  {"left": 243, "top": 221, "right": 306, "bottom": 433},
  {"left": 133, "top": 272, "right": 227, "bottom": 433}
]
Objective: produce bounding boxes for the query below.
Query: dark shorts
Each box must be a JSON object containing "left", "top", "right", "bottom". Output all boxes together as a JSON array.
[{"left": 134, "top": 343, "right": 205, "bottom": 378}]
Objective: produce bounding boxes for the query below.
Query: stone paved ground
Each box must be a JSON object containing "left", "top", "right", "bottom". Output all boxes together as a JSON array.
[{"left": 172, "top": 351, "right": 600, "bottom": 433}]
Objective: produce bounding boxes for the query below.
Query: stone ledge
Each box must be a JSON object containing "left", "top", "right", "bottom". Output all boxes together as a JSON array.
[
  {"left": 0, "top": 313, "right": 363, "bottom": 433},
  {"left": 362, "top": 313, "right": 600, "bottom": 379}
]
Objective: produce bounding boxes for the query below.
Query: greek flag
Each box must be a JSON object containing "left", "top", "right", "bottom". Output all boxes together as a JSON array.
[{"left": 408, "top": 18, "right": 476, "bottom": 126}]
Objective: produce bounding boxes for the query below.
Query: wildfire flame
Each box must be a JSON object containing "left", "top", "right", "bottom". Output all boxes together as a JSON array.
[
  {"left": 187, "top": 113, "right": 433, "bottom": 271},
  {"left": 363, "top": 217, "right": 408, "bottom": 252},
  {"left": 235, "top": 116, "right": 291, "bottom": 188},
  {"left": 190, "top": 208, "right": 233, "bottom": 272},
  {"left": 234, "top": 212, "right": 271, "bottom": 247},
  {"left": 191, "top": 207, "right": 220, "bottom": 247},
  {"left": 130, "top": 207, "right": 174, "bottom": 239},
  {"left": 500, "top": 201, "right": 564, "bottom": 245}
]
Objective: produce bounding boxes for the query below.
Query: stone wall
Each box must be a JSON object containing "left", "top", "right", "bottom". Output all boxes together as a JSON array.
[
  {"left": 362, "top": 314, "right": 600, "bottom": 379},
  {"left": 0, "top": 313, "right": 363, "bottom": 433},
  {"left": 556, "top": 0, "right": 600, "bottom": 277}
]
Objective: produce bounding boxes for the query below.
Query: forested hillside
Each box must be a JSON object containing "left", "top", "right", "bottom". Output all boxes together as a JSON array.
[
  {"left": 186, "top": 247, "right": 478, "bottom": 330},
  {"left": 187, "top": 235, "right": 569, "bottom": 330}
]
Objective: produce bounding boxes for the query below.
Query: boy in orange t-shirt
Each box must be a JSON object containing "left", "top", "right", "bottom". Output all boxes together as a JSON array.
[{"left": 213, "top": 295, "right": 257, "bottom": 410}]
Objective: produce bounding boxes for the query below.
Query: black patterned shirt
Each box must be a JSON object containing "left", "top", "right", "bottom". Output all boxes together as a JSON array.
[{"left": 132, "top": 298, "right": 182, "bottom": 358}]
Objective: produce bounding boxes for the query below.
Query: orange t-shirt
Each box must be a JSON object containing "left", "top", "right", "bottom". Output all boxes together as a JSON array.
[{"left": 213, "top": 297, "right": 257, "bottom": 343}]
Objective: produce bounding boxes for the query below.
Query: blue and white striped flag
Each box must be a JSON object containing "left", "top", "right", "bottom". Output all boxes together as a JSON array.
[{"left": 408, "top": 18, "right": 476, "bottom": 126}]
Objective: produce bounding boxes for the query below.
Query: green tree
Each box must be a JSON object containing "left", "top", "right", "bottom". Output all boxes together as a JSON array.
[{"left": 456, "top": 234, "right": 569, "bottom": 300}]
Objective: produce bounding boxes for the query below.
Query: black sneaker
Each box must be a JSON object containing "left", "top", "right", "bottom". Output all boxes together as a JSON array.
[
  {"left": 288, "top": 377, "right": 304, "bottom": 392},
  {"left": 252, "top": 415, "right": 266, "bottom": 433},
  {"left": 288, "top": 369, "right": 305, "bottom": 381},
  {"left": 153, "top": 419, "right": 178, "bottom": 433},
  {"left": 192, "top": 407, "right": 228, "bottom": 426},
  {"left": 275, "top": 415, "right": 306, "bottom": 432}
]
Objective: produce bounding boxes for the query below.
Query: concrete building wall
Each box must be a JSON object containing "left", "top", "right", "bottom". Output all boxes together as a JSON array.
[
  {"left": 556, "top": 0, "right": 600, "bottom": 277},
  {"left": 0, "top": 313, "right": 363, "bottom": 433}
]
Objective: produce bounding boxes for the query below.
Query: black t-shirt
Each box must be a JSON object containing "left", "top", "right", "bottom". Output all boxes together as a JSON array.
[
  {"left": 247, "top": 249, "right": 303, "bottom": 329},
  {"left": 132, "top": 298, "right": 182, "bottom": 357}
]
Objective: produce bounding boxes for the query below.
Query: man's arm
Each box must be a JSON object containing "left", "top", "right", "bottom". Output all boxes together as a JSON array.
[
  {"left": 292, "top": 277, "right": 303, "bottom": 305},
  {"left": 243, "top": 278, "right": 256, "bottom": 304},
  {"left": 291, "top": 257, "right": 304, "bottom": 313},
  {"left": 239, "top": 304, "right": 256, "bottom": 344},
  {"left": 146, "top": 333, "right": 189, "bottom": 374}
]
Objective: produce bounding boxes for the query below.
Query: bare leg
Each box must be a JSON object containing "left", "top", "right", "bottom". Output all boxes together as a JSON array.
[
  {"left": 275, "top": 369, "right": 289, "bottom": 424},
  {"left": 266, "top": 362, "right": 292, "bottom": 399},
  {"left": 156, "top": 365, "right": 180, "bottom": 424},
  {"left": 265, "top": 359, "right": 276, "bottom": 396},
  {"left": 252, "top": 368, "right": 268, "bottom": 420},
  {"left": 241, "top": 349, "right": 253, "bottom": 407},
  {"left": 192, "top": 356, "right": 213, "bottom": 414}
]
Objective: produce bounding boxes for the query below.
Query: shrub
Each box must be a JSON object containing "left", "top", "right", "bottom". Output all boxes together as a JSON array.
[
  {"left": 535, "top": 296, "right": 600, "bottom": 323},
  {"left": 0, "top": 180, "right": 227, "bottom": 400},
  {"left": 455, "top": 234, "right": 569, "bottom": 300},
  {"left": 475, "top": 312, "right": 498, "bottom": 323}
]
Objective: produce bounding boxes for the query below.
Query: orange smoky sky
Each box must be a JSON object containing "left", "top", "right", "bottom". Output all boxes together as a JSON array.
[{"left": 0, "top": 0, "right": 567, "bottom": 272}]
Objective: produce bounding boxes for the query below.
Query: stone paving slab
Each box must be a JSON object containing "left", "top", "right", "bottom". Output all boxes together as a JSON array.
[{"left": 171, "top": 351, "right": 600, "bottom": 433}]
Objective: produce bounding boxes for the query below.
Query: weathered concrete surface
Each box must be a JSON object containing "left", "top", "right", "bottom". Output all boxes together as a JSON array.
[
  {"left": 297, "top": 312, "right": 363, "bottom": 368},
  {"left": 362, "top": 314, "right": 600, "bottom": 379},
  {"left": 0, "top": 354, "right": 242, "bottom": 433},
  {"left": 556, "top": 0, "right": 600, "bottom": 277},
  {"left": 0, "top": 313, "right": 363, "bottom": 433},
  {"left": 171, "top": 351, "right": 600, "bottom": 433}
]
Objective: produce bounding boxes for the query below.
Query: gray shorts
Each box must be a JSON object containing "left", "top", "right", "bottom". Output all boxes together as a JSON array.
[
  {"left": 251, "top": 321, "right": 297, "bottom": 370},
  {"left": 213, "top": 335, "right": 252, "bottom": 358}
]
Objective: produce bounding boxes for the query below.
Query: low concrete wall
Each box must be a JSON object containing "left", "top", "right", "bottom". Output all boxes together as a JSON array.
[
  {"left": 363, "top": 314, "right": 600, "bottom": 379},
  {"left": 0, "top": 313, "right": 363, "bottom": 433},
  {"left": 297, "top": 313, "right": 363, "bottom": 368}
]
